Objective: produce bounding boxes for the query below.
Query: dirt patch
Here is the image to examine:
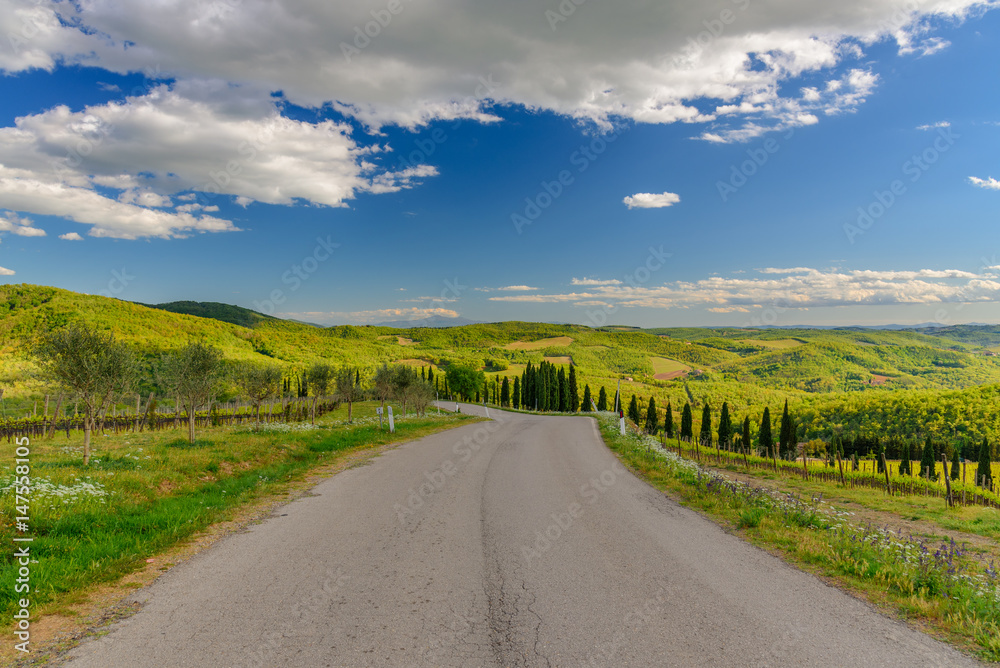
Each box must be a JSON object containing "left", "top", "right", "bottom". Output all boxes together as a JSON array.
[
  {"left": 653, "top": 370, "right": 688, "bottom": 381},
  {"left": 869, "top": 374, "right": 891, "bottom": 386}
]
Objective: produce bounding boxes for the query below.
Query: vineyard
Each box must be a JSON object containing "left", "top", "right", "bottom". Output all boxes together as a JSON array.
[{"left": 0, "top": 396, "right": 337, "bottom": 442}]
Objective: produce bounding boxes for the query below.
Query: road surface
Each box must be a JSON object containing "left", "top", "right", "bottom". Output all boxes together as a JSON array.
[{"left": 62, "top": 404, "right": 982, "bottom": 667}]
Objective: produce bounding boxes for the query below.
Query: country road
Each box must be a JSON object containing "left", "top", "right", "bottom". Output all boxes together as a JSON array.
[{"left": 61, "top": 404, "right": 982, "bottom": 667}]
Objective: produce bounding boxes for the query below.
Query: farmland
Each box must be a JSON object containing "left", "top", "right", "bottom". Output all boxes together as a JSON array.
[{"left": 2, "top": 283, "right": 1000, "bottom": 661}]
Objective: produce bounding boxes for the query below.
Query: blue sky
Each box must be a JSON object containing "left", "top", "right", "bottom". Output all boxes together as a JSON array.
[{"left": 0, "top": 1, "right": 997, "bottom": 327}]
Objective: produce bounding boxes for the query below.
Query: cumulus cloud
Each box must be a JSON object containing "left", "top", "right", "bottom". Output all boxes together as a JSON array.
[
  {"left": 489, "top": 267, "right": 1000, "bottom": 310},
  {"left": 571, "top": 277, "right": 623, "bottom": 286},
  {"left": 0, "top": 211, "right": 45, "bottom": 237},
  {"left": 0, "top": 266, "right": 14, "bottom": 275},
  {"left": 499, "top": 285, "right": 538, "bottom": 291},
  {"left": 623, "top": 192, "right": 681, "bottom": 209},
  {"left": 0, "top": 0, "right": 991, "bottom": 139},
  {"left": 59, "top": 232, "right": 83, "bottom": 240},
  {"left": 0, "top": 82, "right": 432, "bottom": 239},
  {"left": 282, "top": 306, "right": 459, "bottom": 325},
  {"left": 969, "top": 176, "right": 1000, "bottom": 190}
]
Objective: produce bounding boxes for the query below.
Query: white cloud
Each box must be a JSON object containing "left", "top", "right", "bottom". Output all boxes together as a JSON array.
[
  {"left": 969, "top": 176, "right": 1000, "bottom": 190},
  {"left": 489, "top": 267, "right": 1000, "bottom": 310},
  {"left": 499, "top": 285, "right": 538, "bottom": 291},
  {"left": 0, "top": 211, "right": 45, "bottom": 236},
  {"left": 916, "top": 121, "right": 951, "bottom": 130},
  {"left": 623, "top": 192, "right": 681, "bottom": 209},
  {"left": 281, "top": 306, "right": 459, "bottom": 325},
  {"left": 0, "top": 0, "right": 990, "bottom": 140},
  {"left": 58, "top": 232, "right": 83, "bottom": 240},
  {"left": 0, "top": 82, "right": 432, "bottom": 239},
  {"left": 0, "top": 266, "right": 14, "bottom": 275},
  {"left": 571, "top": 277, "right": 623, "bottom": 286}
]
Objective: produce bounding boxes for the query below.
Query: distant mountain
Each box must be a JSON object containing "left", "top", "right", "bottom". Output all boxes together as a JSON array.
[
  {"left": 139, "top": 301, "right": 275, "bottom": 328},
  {"left": 376, "top": 315, "right": 483, "bottom": 329}
]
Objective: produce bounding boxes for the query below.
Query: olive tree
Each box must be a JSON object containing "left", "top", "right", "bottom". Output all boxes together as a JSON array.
[
  {"left": 372, "top": 363, "right": 395, "bottom": 411},
  {"left": 34, "top": 325, "right": 141, "bottom": 465},
  {"left": 306, "top": 362, "right": 333, "bottom": 424},
  {"left": 159, "top": 342, "right": 225, "bottom": 443},
  {"left": 234, "top": 361, "right": 282, "bottom": 426},
  {"left": 336, "top": 366, "right": 363, "bottom": 423}
]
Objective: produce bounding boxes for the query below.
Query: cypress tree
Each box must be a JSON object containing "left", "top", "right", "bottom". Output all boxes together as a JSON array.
[
  {"left": 568, "top": 365, "right": 579, "bottom": 413},
  {"left": 778, "top": 399, "right": 794, "bottom": 460},
  {"left": 977, "top": 437, "right": 993, "bottom": 489},
  {"left": 664, "top": 401, "right": 674, "bottom": 438},
  {"left": 627, "top": 394, "right": 640, "bottom": 424},
  {"left": 581, "top": 384, "right": 592, "bottom": 411},
  {"left": 500, "top": 376, "right": 510, "bottom": 407},
  {"left": 699, "top": 403, "right": 712, "bottom": 447},
  {"left": 597, "top": 386, "right": 608, "bottom": 411},
  {"left": 759, "top": 407, "right": 773, "bottom": 458},
  {"left": 680, "top": 402, "right": 693, "bottom": 441},
  {"left": 522, "top": 364, "right": 530, "bottom": 409},
  {"left": 898, "top": 440, "right": 910, "bottom": 476},
  {"left": 951, "top": 446, "right": 960, "bottom": 481},
  {"left": 535, "top": 362, "right": 549, "bottom": 411},
  {"left": 557, "top": 367, "right": 568, "bottom": 412},
  {"left": 742, "top": 416, "right": 751, "bottom": 454},
  {"left": 428, "top": 367, "right": 434, "bottom": 384},
  {"left": 644, "top": 397, "right": 658, "bottom": 435},
  {"left": 920, "top": 435, "right": 936, "bottom": 480},
  {"left": 512, "top": 376, "right": 520, "bottom": 409},
  {"left": 718, "top": 401, "right": 731, "bottom": 451}
]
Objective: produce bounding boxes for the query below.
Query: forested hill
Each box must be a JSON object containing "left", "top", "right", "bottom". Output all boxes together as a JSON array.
[{"left": 3, "top": 283, "right": 1000, "bottom": 403}]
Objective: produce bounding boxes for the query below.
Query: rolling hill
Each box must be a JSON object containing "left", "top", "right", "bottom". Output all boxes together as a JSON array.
[{"left": 3, "top": 283, "right": 1000, "bottom": 413}]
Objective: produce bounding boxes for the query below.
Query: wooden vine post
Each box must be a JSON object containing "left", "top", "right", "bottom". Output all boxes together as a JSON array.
[
  {"left": 880, "top": 453, "right": 891, "bottom": 495},
  {"left": 942, "top": 454, "right": 953, "bottom": 508},
  {"left": 836, "top": 452, "right": 846, "bottom": 486}
]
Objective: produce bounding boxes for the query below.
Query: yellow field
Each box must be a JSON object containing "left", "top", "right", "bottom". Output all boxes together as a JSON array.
[
  {"left": 484, "top": 364, "right": 526, "bottom": 378},
  {"left": 396, "top": 358, "right": 434, "bottom": 367},
  {"left": 543, "top": 356, "right": 572, "bottom": 365},
  {"left": 504, "top": 336, "right": 574, "bottom": 350},
  {"left": 743, "top": 338, "right": 804, "bottom": 349},
  {"left": 649, "top": 357, "right": 691, "bottom": 380}
]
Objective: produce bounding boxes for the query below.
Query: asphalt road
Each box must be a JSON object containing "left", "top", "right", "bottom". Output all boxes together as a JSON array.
[{"left": 62, "top": 404, "right": 982, "bottom": 667}]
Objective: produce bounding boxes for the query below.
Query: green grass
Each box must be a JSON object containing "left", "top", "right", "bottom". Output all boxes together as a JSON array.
[
  {"left": 741, "top": 338, "right": 804, "bottom": 349},
  {"left": 598, "top": 416, "right": 1000, "bottom": 661},
  {"left": 0, "top": 401, "right": 480, "bottom": 620},
  {"left": 503, "top": 336, "right": 575, "bottom": 350}
]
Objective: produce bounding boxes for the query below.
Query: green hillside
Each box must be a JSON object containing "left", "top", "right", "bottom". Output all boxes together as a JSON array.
[
  {"left": 139, "top": 300, "right": 278, "bottom": 328},
  {"left": 3, "top": 283, "right": 1000, "bottom": 446}
]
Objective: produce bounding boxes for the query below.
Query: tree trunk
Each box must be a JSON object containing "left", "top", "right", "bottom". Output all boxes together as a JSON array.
[
  {"left": 83, "top": 415, "right": 92, "bottom": 466},
  {"left": 347, "top": 398, "right": 353, "bottom": 423},
  {"left": 188, "top": 407, "right": 196, "bottom": 443},
  {"left": 47, "top": 393, "right": 64, "bottom": 439}
]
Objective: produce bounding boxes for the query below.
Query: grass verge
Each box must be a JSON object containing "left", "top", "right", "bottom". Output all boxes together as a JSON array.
[
  {"left": 1, "top": 401, "right": 480, "bottom": 662},
  {"left": 595, "top": 413, "right": 1000, "bottom": 662}
]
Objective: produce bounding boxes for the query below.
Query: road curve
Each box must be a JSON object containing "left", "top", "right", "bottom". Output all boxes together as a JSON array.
[{"left": 62, "top": 405, "right": 982, "bottom": 667}]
